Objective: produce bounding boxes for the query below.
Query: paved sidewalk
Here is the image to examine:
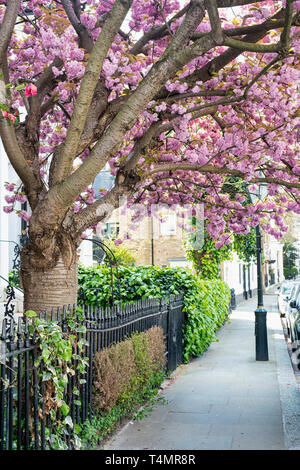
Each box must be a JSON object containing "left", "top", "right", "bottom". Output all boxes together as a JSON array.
[{"left": 104, "top": 292, "right": 300, "bottom": 450}]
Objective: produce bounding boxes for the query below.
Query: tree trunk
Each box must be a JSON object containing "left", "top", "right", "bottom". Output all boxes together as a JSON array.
[{"left": 20, "top": 252, "right": 78, "bottom": 314}]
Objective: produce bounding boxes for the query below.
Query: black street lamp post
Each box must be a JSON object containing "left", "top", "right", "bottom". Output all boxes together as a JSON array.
[
  {"left": 245, "top": 183, "right": 269, "bottom": 361},
  {"left": 254, "top": 224, "right": 269, "bottom": 361}
]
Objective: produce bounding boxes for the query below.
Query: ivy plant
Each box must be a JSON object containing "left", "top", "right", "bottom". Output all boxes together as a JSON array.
[
  {"left": 25, "top": 308, "right": 89, "bottom": 450},
  {"left": 185, "top": 217, "right": 257, "bottom": 279}
]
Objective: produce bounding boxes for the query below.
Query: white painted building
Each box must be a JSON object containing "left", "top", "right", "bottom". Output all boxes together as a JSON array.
[
  {"left": 263, "top": 232, "right": 284, "bottom": 287},
  {"left": 222, "top": 252, "right": 257, "bottom": 304},
  {"left": 221, "top": 233, "right": 284, "bottom": 305},
  {"left": 288, "top": 213, "right": 300, "bottom": 276},
  {"left": 0, "top": 141, "right": 24, "bottom": 281},
  {"left": 0, "top": 141, "right": 24, "bottom": 317}
]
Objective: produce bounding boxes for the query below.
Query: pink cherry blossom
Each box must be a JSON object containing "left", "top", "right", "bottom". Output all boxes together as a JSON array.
[
  {"left": 1, "top": 110, "right": 16, "bottom": 124},
  {"left": 24, "top": 83, "right": 37, "bottom": 97},
  {"left": 0, "top": 0, "right": 298, "bottom": 248},
  {"left": 5, "top": 195, "right": 16, "bottom": 204},
  {"left": 17, "top": 210, "right": 31, "bottom": 222},
  {"left": 4, "top": 184, "right": 15, "bottom": 192},
  {"left": 3, "top": 206, "right": 13, "bottom": 214},
  {"left": 15, "top": 194, "right": 27, "bottom": 203}
]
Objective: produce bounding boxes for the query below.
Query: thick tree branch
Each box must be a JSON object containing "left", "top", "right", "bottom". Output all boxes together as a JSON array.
[
  {"left": 71, "top": 0, "right": 82, "bottom": 19},
  {"left": 0, "top": 1, "right": 42, "bottom": 208},
  {"left": 35, "top": 56, "right": 64, "bottom": 102},
  {"left": 205, "top": 0, "right": 224, "bottom": 45},
  {"left": 66, "top": 172, "right": 140, "bottom": 238},
  {"left": 15, "top": 56, "right": 65, "bottom": 171},
  {"left": 216, "top": 0, "right": 269, "bottom": 6},
  {"left": 50, "top": 0, "right": 208, "bottom": 210},
  {"left": 0, "top": 0, "right": 21, "bottom": 58},
  {"left": 72, "top": 82, "right": 113, "bottom": 157},
  {"left": 0, "top": 119, "right": 41, "bottom": 208},
  {"left": 52, "top": 0, "right": 133, "bottom": 186},
  {"left": 223, "top": 35, "right": 280, "bottom": 52},
  {"left": 61, "top": 0, "right": 94, "bottom": 52},
  {"left": 281, "top": 0, "right": 294, "bottom": 48},
  {"left": 121, "top": 122, "right": 162, "bottom": 172},
  {"left": 145, "top": 164, "right": 300, "bottom": 190},
  {"left": 129, "top": 5, "right": 189, "bottom": 55},
  {"left": 192, "top": 16, "right": 296, "bottom": 40}
]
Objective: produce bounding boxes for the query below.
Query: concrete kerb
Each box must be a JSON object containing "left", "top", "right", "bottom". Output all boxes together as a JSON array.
[{"left": 275, "top": 314, "right": 300, "bottom": 450}]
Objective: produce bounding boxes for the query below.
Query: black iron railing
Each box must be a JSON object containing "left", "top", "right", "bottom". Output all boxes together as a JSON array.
[{"left": 0, "top": 295, "right": 184, "bottom": 450}]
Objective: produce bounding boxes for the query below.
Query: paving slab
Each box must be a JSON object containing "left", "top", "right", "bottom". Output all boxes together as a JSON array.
[{"left": 104, "top": 293, "right": 300, "bottom": 451}]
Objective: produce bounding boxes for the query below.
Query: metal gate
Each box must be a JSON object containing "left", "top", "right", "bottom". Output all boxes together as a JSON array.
[{"left": 167, "top": 294, "right": 185, "bottom": 371}]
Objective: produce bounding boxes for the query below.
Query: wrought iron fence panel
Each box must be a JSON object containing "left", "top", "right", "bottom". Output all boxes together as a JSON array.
[{"left": 0, "top": 295, "right": 184, "bottom": 450}]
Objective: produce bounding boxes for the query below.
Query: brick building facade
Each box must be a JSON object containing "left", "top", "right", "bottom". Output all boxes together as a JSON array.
[{"left": 101, "top": 207, "right": 191, "bottom": 268}]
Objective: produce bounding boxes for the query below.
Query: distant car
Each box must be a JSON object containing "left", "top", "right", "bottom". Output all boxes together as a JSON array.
[
  {"left": 285, "top": 283, "right": 300, "bottom": 350},
  {"left": 277, "top": 281, "right": 296, "bottom": 317}
]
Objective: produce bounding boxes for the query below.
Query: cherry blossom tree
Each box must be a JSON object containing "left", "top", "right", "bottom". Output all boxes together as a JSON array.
[{"left": 0, "top": 0, "right": 299, "bottom": 311}]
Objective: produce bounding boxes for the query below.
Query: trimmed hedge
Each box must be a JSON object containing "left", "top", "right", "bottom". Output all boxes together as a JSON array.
[
  {"left": 93, "top": 326, "right": 166, "bottom": 411},
  {"left": 79, "top": 327, "right": 166, "bottom": 448},
  {"left": 78, "top": 264, "right": 231, "bottom": 362}
]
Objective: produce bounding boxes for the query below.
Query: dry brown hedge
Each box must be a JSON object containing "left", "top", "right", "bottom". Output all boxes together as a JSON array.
[{"left": 93, "top": 326, "right": 166, "bottom": 411}]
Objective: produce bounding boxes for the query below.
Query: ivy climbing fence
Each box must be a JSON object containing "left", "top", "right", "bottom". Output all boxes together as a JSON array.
[{"left": 0, "top": 295, "right": 184, "bottom": 450}]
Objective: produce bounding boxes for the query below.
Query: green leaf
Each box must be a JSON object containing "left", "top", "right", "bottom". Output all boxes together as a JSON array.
[
  {"left": 42, "top": 372, "right": 52, "bottom": 381},
  {"left": 60, "top": 402, "right": 70, "bottom": 416},
  {"left": 75, "top": 325, "right": 87, "bottom": 333},
  {"left": 79, "top": 338, "right": 89, "bottom": 346},
  {"left": 74, "top": 423, "right": 81, "bottom": 434},
  {"left": 64, "top": 416, "right": 73, "bottom": 428},
  {"left": 25, "top": 310, "right": 37, "bottom": 318}
]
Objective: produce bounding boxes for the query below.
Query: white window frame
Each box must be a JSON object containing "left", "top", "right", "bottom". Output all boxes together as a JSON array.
[{"left": 160, "top": 214, "right": 177, "bottom": 236}]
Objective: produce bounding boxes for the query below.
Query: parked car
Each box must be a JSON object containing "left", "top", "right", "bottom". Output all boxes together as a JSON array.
[
  {"left": 285, "top": 282, "right": 300, "bottom": 349},
  {"left": 277, "top": 281, "right": 297, "bottom": 317}
]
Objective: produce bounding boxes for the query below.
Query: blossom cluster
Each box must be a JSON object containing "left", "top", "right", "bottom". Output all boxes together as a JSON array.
[
  {"left": 0, "top": 0, "right": 299, "bottom": 246},
  {"left": 3, "top": 183, "right": 30, "bottom": 221}
]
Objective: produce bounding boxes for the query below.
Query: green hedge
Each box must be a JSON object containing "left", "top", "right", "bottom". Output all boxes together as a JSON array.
[
  {"left": 182, "top": 279, "right": 230, "bottom": 361},
  {"left": 78, "top": 265, "right": 231, "bottom": 362}
]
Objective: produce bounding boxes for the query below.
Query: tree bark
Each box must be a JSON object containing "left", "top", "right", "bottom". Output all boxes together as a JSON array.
[{"left": 20, "top": 249, "right": 78, "bottom": 313}]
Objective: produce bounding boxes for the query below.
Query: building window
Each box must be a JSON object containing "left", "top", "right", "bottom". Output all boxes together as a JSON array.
[
  {"left": 92, "top": 169, "right": 115, "bottom": 199},
  {"left": 20, "top": 201, "right": 29, "bottom": 246},
  {"left": 168, "top": 258, "right": 188, "bottom": 268},
  {"left": 101, "top": 222, "right": 120, "bottom": 239},
  {"left": 160, "top": 214, "right": 176, "bottom": 236},
  {"left": 239, "top": 264, "right": 242, "bottom": 284}
]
